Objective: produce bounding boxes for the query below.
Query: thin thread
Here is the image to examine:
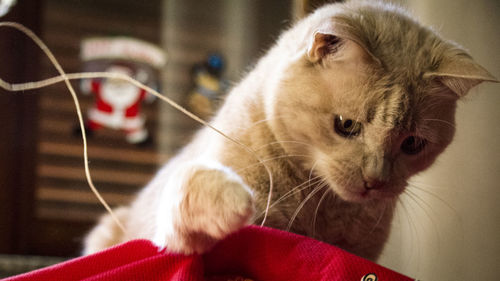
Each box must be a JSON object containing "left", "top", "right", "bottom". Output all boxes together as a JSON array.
[
  {"left": 0, "top": 22, "right": 126, "bottom": 232},
  {"left": 0, "top": 22, "right": 275, "bottom": 229}
]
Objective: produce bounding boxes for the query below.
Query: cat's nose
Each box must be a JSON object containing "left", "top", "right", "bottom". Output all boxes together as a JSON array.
[{"left": 364, "top": 179, "right": 386, "bottom": 190}]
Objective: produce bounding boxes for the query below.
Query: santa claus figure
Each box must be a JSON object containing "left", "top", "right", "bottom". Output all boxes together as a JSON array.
[
  {"left": 85, "top": 64, "right": 151, "bottom": 144},
  {"left": 78, "top": 37, "right": 166, "bottom": 145}
]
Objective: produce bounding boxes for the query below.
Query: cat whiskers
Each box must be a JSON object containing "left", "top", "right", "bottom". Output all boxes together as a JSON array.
[
  {"left": 396, "top": 195, "right": 422, "bottom": 264},
  {"left": 400, "top": 186, "right": 449, "bottom": 269},
  {"left": 271, "top": 176, "right": 323, "bottom": 208},
  {"left": 311, "top": 187, "right": 332, "bottom": 237},
  {"left": 252, "top": 159, "right": 321, "bottom": 224},
  {"left": 407, "top": 180, "right": 459, "bottom": 219},
  {"left": 259, "top": 159, "right": 321, "bottom": 221},
  {"left": 305, "top": 159, "right": 324, "bottom": 235},
  {"left": 357, "top": 199, "right": 393, "bottom": 245},
  {"left": 287, "top": 180, "right": 329, "bottom": 231},
  {"left": 252, "top": 176, "right": 324, "bottom": 223},
  {"left": 402, "top": 188, "right": 441, "bottom": 245},
  {"left": 422, "top": 118, "right": 456, "bottom": 129},
  {"left": 407, "top": 180, "right": 463, "bottom": 244}
]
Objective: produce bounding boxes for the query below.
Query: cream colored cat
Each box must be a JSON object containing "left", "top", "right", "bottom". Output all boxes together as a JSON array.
[{"left": 83, "top": 1, "right": 497, "bottom": 261}]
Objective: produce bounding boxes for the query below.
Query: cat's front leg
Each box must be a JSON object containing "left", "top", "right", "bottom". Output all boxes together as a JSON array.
[{"left": 153, "top": 161, "right": 255, "bottom": 254}]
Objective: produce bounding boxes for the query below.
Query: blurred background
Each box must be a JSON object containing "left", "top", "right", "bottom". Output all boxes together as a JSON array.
[{"left": 0, "top": 0, "right": 498, "bottom": 280}]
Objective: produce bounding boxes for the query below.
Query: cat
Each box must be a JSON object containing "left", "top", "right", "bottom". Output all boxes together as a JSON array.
[{"left": 83, "top": 0, "right": 497, "bottom": 261}]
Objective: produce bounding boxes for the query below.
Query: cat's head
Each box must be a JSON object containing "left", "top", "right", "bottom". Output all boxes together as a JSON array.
[{"left": 269, "top": 2, "right": 497, "bottom": 203}]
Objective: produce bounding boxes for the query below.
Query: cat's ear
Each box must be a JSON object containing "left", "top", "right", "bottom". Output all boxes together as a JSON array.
[
  {"left": 307, "top": 24, "right": 381, "bottom": 65},
  {"left": 425, "top": 54, "right": 498, "bottom": 97},
  {"left": 307, "top": 30, "right": 344, "bottom": 63}
]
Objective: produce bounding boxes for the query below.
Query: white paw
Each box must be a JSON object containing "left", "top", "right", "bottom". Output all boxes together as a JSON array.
[{"left": 153, "top": 162, "right": 255, "bottom": 254}]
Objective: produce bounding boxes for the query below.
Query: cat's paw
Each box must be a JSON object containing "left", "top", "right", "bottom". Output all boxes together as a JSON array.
[{"left": 153, "top": 162, "right": 255, "bottom": 254}]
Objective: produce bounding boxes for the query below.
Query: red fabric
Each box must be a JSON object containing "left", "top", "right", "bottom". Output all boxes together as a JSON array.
[{"left": 5, "top": 226, "right": 414, "bottom": 281}]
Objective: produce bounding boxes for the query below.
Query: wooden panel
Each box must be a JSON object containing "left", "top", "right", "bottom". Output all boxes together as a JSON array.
[
  {"left": 39, "top": 141, "right": 168, "bottom": 164},
  {"left": 28, "top": 0, "right": 163, "bottom": 256}
]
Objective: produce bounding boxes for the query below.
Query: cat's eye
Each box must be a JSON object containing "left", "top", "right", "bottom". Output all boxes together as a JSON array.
[
  {"left": 401, "top": 136, "right": 427, "bottom": 155},
  {"left": 334, "top": 115, "right": 362, "bottom": 138}
]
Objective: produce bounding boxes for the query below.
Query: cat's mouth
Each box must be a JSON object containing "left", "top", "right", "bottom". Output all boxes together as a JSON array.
[{"left": 330, "top": 182, "right": 401, "bottom": 203}]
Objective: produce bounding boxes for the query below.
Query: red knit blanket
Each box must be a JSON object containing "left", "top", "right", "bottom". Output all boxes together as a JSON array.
[{"left": 5, "top": 226, "right": 413, "bottom": 281}]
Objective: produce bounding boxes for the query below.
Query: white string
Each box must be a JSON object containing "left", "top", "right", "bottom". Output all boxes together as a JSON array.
[
  {"left": 0, "top": 22, "right": 275, "bottom": 229},
  {"left": 0, "top": 22, "right": 126, "bottom": 232}
]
